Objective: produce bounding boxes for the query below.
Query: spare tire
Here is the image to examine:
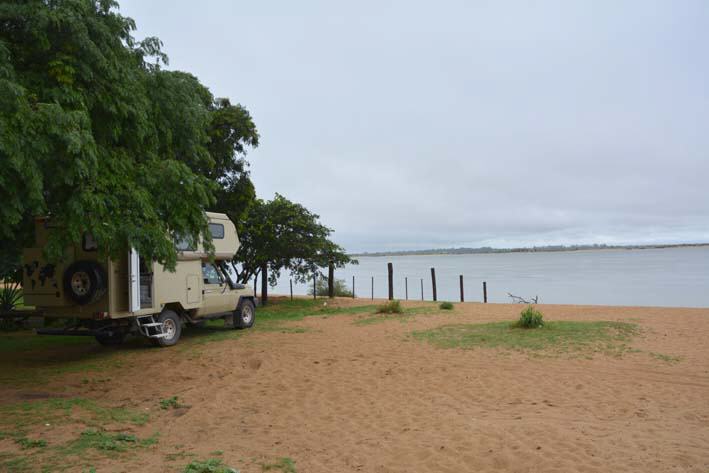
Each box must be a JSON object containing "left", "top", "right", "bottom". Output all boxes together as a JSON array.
[{"left": 63, "top": 261, "right": 107, "bottom": 305}]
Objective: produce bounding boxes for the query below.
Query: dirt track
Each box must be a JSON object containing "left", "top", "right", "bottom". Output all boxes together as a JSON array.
[{"left": 3, "top": 299, "right": 709, "bottom": 472}]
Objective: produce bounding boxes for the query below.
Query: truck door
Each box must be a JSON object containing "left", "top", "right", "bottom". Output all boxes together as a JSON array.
[
  {"left": 201, "top": 262, "right": 235, "bottom": 313},
  {"left": 129, "top": 249, "right": 140, "bottom": 313}
]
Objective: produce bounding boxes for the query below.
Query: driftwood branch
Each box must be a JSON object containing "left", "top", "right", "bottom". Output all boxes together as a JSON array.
[{"left": 507, "top": 293, "right": 539, "bottom": 304}]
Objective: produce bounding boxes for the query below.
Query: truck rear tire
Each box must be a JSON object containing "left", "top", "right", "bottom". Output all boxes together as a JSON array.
[
  {"left": 234, "top": 299, "right": 255, "bottom": 329},
  {"left": 152, "top": 310, "right": 182, "bottom": 347}
]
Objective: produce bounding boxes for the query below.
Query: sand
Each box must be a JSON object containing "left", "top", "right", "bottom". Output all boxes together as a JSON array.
[{"left": 3, "top": 299, "right": 709, "bottom": 472}]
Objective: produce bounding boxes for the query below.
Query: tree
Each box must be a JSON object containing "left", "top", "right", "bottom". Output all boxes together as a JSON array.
[
  {"left": 0, "top": 0, "right": 258, "bottom": 275},
  {"left": 235, "top": 194, "right": 355, "bottom": 304}
]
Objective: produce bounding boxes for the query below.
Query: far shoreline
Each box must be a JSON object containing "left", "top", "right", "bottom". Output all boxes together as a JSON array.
[{"left": 349, "top": 242, "right": 709, "bottom": 258}]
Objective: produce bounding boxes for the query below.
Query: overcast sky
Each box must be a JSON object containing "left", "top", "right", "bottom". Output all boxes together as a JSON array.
[{"left": 121, "top": 0, "right": 709, "bottom": 252}]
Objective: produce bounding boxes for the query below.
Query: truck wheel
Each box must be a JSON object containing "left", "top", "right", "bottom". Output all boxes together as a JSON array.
[
  {"left": 63, "top": 261, "right": 107, "bottom": 305},
  {"left": 95, "top": 330, "right": 126, "bottom": 346},
  {"left": 234, "top": 299, "right": 255, "bottom": 329},
  {"left": 152, "top": 310, "right": 182, "bottom": 347}
]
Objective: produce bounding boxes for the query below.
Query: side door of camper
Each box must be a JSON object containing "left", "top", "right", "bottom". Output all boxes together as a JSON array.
[{"left": 200, "top": 262, "right": 236, "bottom": 314}]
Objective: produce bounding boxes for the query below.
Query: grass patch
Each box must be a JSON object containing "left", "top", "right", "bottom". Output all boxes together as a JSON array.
[
  {"left": 439, "top": 302, "right": 454, "bottom": 310},
  {"left": 61, "top": 429, "right": 158, "bottom": 456},
  {"left": 376, "top": 300, "right": 403, "bottom": 314},
  {"left": 63, "top": 429, "right": 158, "bottom": 455},
  {"left": 15, "top": 437, "right": 47, "bottom": 449},
  {"left": 262, "top": 457, "right": 297, "bottom": 473},
  {"left": 183, "top": 458, "right": 237, "bottom": 473},
  {"left": 0, "top": 397, "right": 149, "bottom": 444},
  {"left": 413, "top": 321, "right": 639, "bottom": 357},
  {"left": 182, "top": 299, "right": 378, "bottom": 347}
]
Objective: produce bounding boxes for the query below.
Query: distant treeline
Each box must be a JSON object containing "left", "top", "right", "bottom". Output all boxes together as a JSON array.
[{"left": 351, "top": 243, "right": 709, "bottom": 257}]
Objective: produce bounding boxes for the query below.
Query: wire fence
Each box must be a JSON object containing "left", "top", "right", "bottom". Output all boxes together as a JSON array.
[{"left": 256, "top": 262, "right": 490, "bottom": 303}]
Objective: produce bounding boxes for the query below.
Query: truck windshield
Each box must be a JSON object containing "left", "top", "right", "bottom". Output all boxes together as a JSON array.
[{"left": 219, "top": 261, "right": 239, "bottom": 288}]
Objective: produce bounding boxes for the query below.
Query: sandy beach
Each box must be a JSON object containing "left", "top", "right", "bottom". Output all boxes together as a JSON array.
[{"left": 1, "top": 298, "right": 708, "bottom": 472}]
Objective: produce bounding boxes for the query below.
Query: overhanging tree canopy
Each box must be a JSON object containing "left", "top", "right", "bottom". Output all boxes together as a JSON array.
[{"left": 0, "top": 0, "right": 258, "bottom": 272}]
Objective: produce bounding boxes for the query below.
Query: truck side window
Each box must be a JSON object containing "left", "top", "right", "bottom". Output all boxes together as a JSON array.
[
  {"left": 202, "top": 263, "right": 222, "bottom": 285},
  {"left": 208, "top": 223, "right": 225, "bottom": 239}
]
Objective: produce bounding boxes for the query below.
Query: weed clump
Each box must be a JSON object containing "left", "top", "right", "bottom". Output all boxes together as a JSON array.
[
  {"left": 514, "top": 305, "right": 544, "bottom": 329},
  {"left": 159, "top": 396, "right": 181, "bottom": 410},
  {"left": 439, "top": 302, "right": 454, "bottom": 310},
  {"left": 376, "top": 300, "right": 403, "bottom": 314},
  {"left": 183, "top": 458, "right": 238, "bottom": 473}
]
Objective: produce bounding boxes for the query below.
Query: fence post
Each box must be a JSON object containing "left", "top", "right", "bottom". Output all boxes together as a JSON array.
[
  {"left": 328, "top": 261, "right": 334, "bottom": 298},
  {"left": 405, "top": 277, "right": 408, "bottom": 300},
  {"left": 483, "top": 281, "right": 487, "bottom": 303},
  {"left": 371, "top": 276, "right": 374, "bottom": 300},
  {"left": 352, "top": 275, "right": 355, "bottom": 298},
  {"left": 387, "top": 262, "right": 393, "bottom": 300},
  {"left": 290, "top": 279, "right": 293, "bottom": 300},
  {"left": 431, "top": 267, "right": 437, "bottom": 302},
  {"left": 420, "top": 278, "right": 424, "bottom": 301},
  {"left": 313, "top": 274, "right": 316, "bottom": 299},
  {"left": 459, "top": 275, "right": 464, "bottom": 302}
]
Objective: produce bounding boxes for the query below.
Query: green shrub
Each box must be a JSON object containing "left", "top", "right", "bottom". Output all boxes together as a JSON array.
[
  {"left": 514, "top": 305, "right": 544, "bottom": 328},
  {"left": 376, "top": 300, "right": 403, "bottom": 314},
  {"left": 439, "top": 302, "right": 454, "bottom": 310},
  {"left": 308, "top": 278, "right": 353, "bottom": 297}
]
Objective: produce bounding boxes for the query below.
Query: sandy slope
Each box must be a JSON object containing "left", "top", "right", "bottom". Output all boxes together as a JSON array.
[{"left": 5, "top": 299, "right": 709, "bottom": 472}]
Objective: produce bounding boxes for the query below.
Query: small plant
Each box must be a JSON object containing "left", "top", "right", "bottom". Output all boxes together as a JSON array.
[
  {"left": 0, "top": 275, "right": 23, "bottom": 313},
  {"left": 514, "top": 305, "right": 544, "bottom": 329},
  {"left": 160, "top": 396, "right": 181, "bottom": 410},
  {"left": 184, "top": 458, "right": 238, "bottom": 473},
  {"left": 439, "top": 302, "right": 454, "bottom": 310},
  {"left": 376, "top": 300, "right": 403, "bottom": 314}
]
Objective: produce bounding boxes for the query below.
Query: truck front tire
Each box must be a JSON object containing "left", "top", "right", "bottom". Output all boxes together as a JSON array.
[{"left": 235, "top": 299, "right": 255, "bottom": 329}]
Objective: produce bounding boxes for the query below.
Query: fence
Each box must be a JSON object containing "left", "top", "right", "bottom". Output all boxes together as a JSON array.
[{"left": 264, "top": 261, "right": 490, "bottom": 303}]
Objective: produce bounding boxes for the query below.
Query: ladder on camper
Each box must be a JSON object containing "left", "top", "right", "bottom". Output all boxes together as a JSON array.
[{"left": 135, "top": 314, "right": 168, "bottom": 339}]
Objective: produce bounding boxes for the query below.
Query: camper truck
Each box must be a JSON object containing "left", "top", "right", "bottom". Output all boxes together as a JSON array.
[{"left": 21, "top": 212, "right": 255, "bottom": 347}]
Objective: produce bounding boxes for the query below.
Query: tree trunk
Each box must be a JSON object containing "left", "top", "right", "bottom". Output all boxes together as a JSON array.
[
  {"left": 260, "top": 263, "right": 268, "bottom": 305},
  {"left": 328, "top": 261, "right": 334, "bottom": 298}
]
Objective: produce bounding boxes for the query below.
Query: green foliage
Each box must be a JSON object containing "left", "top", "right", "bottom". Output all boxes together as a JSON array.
[
  {"left": 262, "top": 457, "right": 297, "bottom": 473},
  {"left": 376, "top": 300, "right": 403, "bottom": 314},
  {"left": 159, "top": 396, "right": 181, "bottom": 410},
  {"left": 0, "top": 1, "right": 258, "bottom": 273},
  {"left": 515, "top": 306, "right": 544, "bottom": 328},
  {"left": 308, "top": 278, "right": 353, "bottom": 297},
  {"left": 439, "top": 302, "right": 454, "bottom": 310},
  {"left": 235, "top": 194, "right": 356, "bottom": 285},
  {"left": 184, "top": 458, "right": 238, "bottom": 473},
  {"left": 413, "top": 321, "right": 639, "bottom": 357}
]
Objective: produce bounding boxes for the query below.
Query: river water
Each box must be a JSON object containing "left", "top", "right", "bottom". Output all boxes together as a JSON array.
[{"left": 269, "top": 246, "right": 709, "bottom": 308}]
